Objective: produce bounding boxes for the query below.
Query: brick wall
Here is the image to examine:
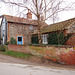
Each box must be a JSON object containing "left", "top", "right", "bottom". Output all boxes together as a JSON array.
[
  {"left": 29, "top": 45, "right": 75, "bottom": 65},
  {"left": 59, "top": 50, "right": 75, "bottom": 65},
  {"left": 66, "top": 35, "right": 75, "bottom": 46},
  {"left": 8, "top": 44, "right": 75, "bottom": 65},
  {"left": 63, "top": 29, "right": 68, "bottom": 36},
  {"left": 8, "top": 22, "right": 38, "bottom": 44},
  {"left": 8, "top": 44, "right": 31, "bottom": 54}
]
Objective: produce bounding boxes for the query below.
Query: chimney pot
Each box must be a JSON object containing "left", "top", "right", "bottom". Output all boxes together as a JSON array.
[
  {"left": 41, "top": 13, "right": 44, "bottom": 21},
  {"left": 27, "top": 9, "right": 32, "bottom": 19}
]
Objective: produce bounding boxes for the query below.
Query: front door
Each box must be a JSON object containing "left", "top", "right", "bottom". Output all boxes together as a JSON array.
[{"left": 17, "top": 36, "right": 23, "bottom": 45}]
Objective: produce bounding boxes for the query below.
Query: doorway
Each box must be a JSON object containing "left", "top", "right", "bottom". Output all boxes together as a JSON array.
[{"left": 17, "top": 36, "right": 23, "bottom": 45}]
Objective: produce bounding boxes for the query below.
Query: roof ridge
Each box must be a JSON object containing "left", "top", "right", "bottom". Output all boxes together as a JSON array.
[
  {"left": 66, "top": 21, "right": 75, "bottom": 29},
  {"left": 3, "top": 14, "right": 48, "bottom": 26},
  {"left": 3, "top": 14, "right": 27, "bottom": 20},
  {"left": 3, "top": 14, "right": 38, "bottom": 22},
  {"left": 41, "top": 18, "right": 75, "bottom": 33},
  {"left": 3, "top": 14, "right": 38, "bottom": 25},
  {"left": 49, "top": 17, "right": 75, "bottom": 26}
]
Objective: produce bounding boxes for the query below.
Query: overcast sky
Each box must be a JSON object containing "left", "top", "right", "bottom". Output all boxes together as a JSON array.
[{"left": 0, "top": 0, "right": 75, "bottom": 24}]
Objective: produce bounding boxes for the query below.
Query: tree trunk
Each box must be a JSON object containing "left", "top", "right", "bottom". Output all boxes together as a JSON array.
[
  {"left": 37, "top": 15, "right": 42, "bottom": 44},
  {"left": 38, "top": 24, "right": 42, "bottom": 44}
]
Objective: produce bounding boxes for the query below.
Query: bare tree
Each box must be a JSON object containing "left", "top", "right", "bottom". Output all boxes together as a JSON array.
[{"left": 2, "top": 0, "right": 75, "bottom": 44}]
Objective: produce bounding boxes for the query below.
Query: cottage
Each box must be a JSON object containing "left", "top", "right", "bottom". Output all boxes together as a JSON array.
[
  {"left": 0, "top": 10, "right": 47, "bottom": 45},
  {"left": 33, "top": 18, "right": 75, "bottom": 46}
]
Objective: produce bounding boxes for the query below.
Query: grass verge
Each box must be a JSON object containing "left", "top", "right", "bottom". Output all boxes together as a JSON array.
[{"left": 1, "top": 51, "right": 32, "bottom": 59}]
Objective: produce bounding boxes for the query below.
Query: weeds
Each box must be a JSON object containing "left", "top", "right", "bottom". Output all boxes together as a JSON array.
[{"left": 2, "top": 51, "right": 32, "bottom": 58}]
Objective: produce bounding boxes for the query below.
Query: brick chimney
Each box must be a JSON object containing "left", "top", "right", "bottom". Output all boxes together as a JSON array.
[{"left": 27, "top": 9, "right": 32, "bottom": 19}]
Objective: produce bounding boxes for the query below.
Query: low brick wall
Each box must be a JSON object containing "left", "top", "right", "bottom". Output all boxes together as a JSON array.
[
  {"left": 66, "top": 36, "right": 75, "bottom": 46},
  {"left": 8, "top": 44, "right": 31, "bottom": 54},
  {"left": 28, "top": 45, "right": 75, "bottom": 65},
  {"left": 8, "top": 44, "right": 75, "bottom": 65}
]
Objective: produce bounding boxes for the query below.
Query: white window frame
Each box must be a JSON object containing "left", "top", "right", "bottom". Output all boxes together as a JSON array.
[
  {"left": 42, "top": 34, "right": 48, "bottom": 44},
  {"left": 29, "top": 25, "right": 33, "bottom": 30}
]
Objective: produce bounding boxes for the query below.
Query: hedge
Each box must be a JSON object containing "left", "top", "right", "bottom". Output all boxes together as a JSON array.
[
  {"left": 48, "top": 32, "right": 72, "bottom": 45},
  {"left": 31, "top": 35, "right": 39, "bottom": 44},
  {"left": 31, "top": 32, "right": 71, "bottom": 45}
]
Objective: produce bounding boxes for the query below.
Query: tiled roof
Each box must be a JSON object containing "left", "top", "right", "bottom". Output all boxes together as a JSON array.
[
  {"left": 41, "top": 18, "right": 75, "bottom": 33},
  {"left": 4, "top": 15, "right": 37, "bottom": 25},
  {"left": 3, "top": 15, "right": 48, "bottom": 26}
]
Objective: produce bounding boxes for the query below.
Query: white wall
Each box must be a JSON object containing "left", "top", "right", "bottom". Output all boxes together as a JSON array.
[{"left": 1, "top": 17, "right": 6, "bottom": 44}]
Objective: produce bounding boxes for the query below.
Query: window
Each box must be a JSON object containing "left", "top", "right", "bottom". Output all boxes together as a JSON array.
[
  {"left": 42, "top": 34, "right": 48, "bottom": 44},
  {"left": 17, "top": 36, "right": 23, "bottom": 45},
  {"left": 18, "top": 37, "right": 22, "bottom": 41},
  {"left": 29, "top": 25, "right": 33, "bottom": 30}
]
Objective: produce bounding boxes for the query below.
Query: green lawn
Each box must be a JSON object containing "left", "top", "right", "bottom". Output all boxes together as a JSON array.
[{"left": 2, "top": 51, "right": 32, "bottom": 58}]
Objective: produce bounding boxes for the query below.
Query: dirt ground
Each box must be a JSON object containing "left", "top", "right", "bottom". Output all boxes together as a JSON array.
[{"left": 0, "top": 53, "right": 75, "bottom": 70}]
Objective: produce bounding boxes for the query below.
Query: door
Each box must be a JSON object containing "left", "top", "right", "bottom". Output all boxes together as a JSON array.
[{"left": 17, "top": 36, "right": 23, "bottom": 45}]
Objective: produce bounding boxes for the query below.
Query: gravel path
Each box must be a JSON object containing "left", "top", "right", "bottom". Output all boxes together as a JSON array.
[{"left": 0, "top": 54, "right": 75, "bottom": 70}]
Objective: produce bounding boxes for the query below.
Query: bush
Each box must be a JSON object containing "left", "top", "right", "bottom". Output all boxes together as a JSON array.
[
  {"left": 5, "top": 42, "right": 9, "bottom": 45},
  {"left": 10, "top": 37, "right": 17, "bottom": 44},
  {"left": 48, "top": 32, "right": 64, "bottom": 45},
  {"left": 0, "top": 38, "right": 3, "bottom": 40},
  {"left": 0, "top": 45, "right": 5, "bottom": 52},
  {"left": 0, "top": 38, "right": 3, "bottom": 45},
  {"left": 48, "top": 32, "right": 72, "bottom": 45},
  {"left": 31, "top": 36, "right": 39, "bottom": 44}
]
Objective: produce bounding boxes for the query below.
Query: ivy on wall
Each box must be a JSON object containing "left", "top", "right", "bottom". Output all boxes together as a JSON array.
[
  {"left": 31, "top": 32, "right": 72, "bottom": 45},
  {"left": 31, "top": 35, "right": 39, "bottom": 44},
  {"left": 48, "top": 32, "right": 72, "bottom": 45},
  {"left": 10, "top": 37, "right": 17, "bottom": 44},
  {"left": 48, "top": 32, "right": 64, "bottom": 45}
]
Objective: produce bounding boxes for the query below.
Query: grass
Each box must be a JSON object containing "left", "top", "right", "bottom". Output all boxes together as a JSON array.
[
  {"left": 1, "top": 51, "right": 32, "bottom": 58},
  {"left": 29, "top": 46, "right": 44, "bottom": 51}
]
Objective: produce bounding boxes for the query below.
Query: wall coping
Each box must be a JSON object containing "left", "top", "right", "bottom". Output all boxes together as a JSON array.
[{"left": 8, "top": 44, "right": 74, "bottom": 48}]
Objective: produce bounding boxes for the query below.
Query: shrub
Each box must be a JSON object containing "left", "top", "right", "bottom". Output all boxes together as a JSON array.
[
  {"left": 48, "top": 32, "right": 72, "bottom": 45},
  {"left": 10, "top": 37, "right": 17, "bottom": 44},
  {"left": 5, "top": 42, "right": 9, "bottom": 45},
  {"left": 0, "top": 38, "right": 3, "bottom": 40},
  {"left": 31, "top": 35, "right": 39, "bottom": 44},
  {"left": 48, "top": 32, "right": 64, "bottom": 45},
  {"left": 0, "top": 45, "right": 5, "bottom": 52},
  {"left": 0, "top": 38, "right": 3, "bottom": 45}
]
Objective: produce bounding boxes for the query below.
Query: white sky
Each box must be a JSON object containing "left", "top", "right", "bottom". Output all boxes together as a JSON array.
[
  {"left": 58, "top": 0, "right": 75, "bottom": 23},
  {"left": 0, "top": 0, "right": 75, "bottom": 24}
]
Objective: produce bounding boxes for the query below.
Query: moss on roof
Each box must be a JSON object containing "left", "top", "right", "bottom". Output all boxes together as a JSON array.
[
  {"left": 41, "top": 18, "right": 75, "bottom": 33},
  {"left": 3, "top": 15, "right": 48, "bottom": 27},
  {"left": 3, "top": 14, "right": 38, "bottom": 25}
]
